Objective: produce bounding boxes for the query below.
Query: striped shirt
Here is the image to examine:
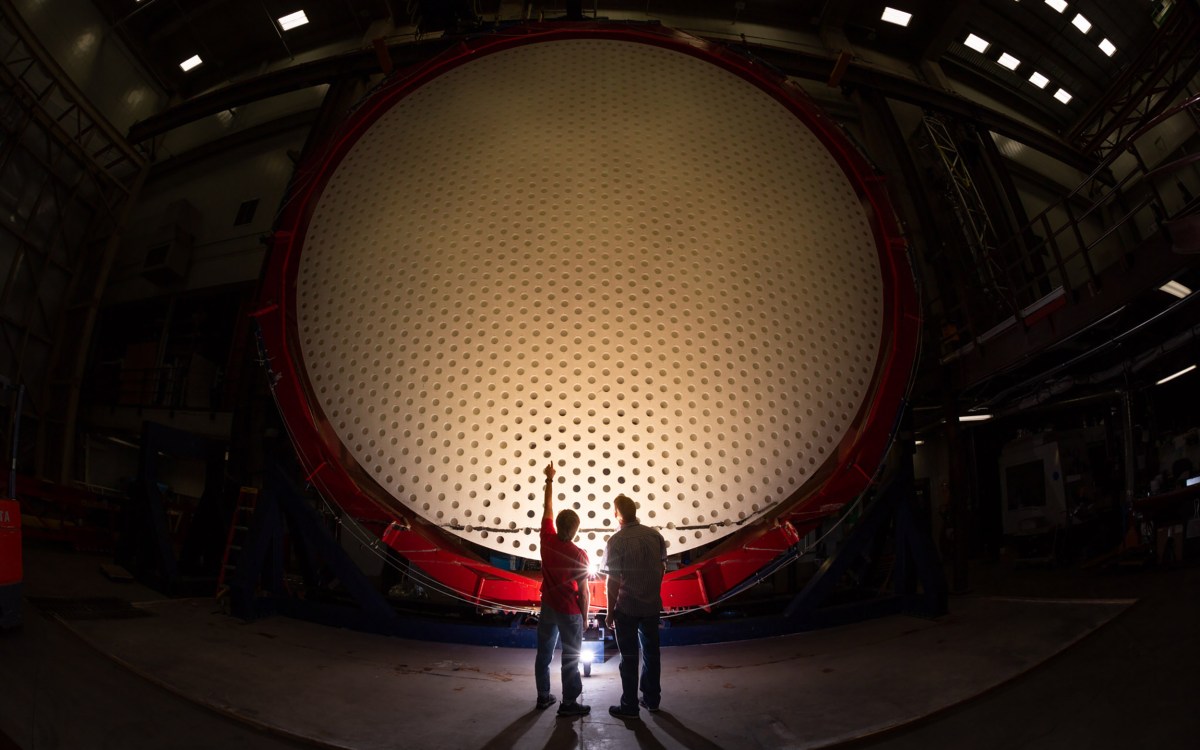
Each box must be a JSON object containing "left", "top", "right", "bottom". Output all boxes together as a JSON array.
[{"left": 605, "top": 519, "right": 666, "bottom": 617}]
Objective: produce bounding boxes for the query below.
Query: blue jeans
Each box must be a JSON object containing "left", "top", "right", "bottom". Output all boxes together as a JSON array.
[
  {"left": 534, "top": 604, "right": 583, "bottom": 704},
  {"left": 614, "top": 610, "right": 660, "bottom": 709}
]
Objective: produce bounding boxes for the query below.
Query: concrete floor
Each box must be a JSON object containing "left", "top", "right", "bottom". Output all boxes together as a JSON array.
[{"left": 1, "top": 544, "right": 1197, "bottom": 750}]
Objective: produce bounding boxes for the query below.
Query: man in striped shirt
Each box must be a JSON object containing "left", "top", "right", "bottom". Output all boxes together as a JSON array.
[{"left": 604, "top": 494, "right": 667, "bottom": 719}]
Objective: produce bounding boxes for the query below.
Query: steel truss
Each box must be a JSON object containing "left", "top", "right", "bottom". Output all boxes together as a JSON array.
[
  {"left": 0, "top": 0, "right": 146, "bottom": 481},
  {"left": 1069, "top": 1, "right": 1200, "bottom": 158}
]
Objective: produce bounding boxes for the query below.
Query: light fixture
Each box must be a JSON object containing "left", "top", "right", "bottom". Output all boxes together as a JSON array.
[
  {"left": 1045, "top": 0, "right": 1067, "bottom": 13},
  {"left": 1099, "top": 38, "right": 1117, "bottom": 56},
  {"left": 959, "top": 413, "right": 993, "bottom": 422},
  {"left": 1158, "top": 280, "right": 1193, "bottom": 298},
  {"left": 1054, "top": 88, "right": 1072, "bottom": 104},
  {"left": 1071, "top": 13, "right": 1092, "bottom": 33},
  {"left": 179, "top": 54, "right": 203, "bottom": 72},
  {"left": 997, "top": 52, "right": 1021, "bottom": 70},
  {"left": 1029, "top": 71, "right": 1050, "bottom": 88},
  {"left": 915, "top": 439, "right": 926, "bottom": 446},
  {"left": 1156, "top": 364, "right": 1197, "bottom": 386},
  {"left": 278, "top": 10, "right": 309, "bottom": 30},
  {"left": 964, "top": 33, "right": 991, "bottom": 53},
  {"left": 881, "top": 7, "right": 912, "bottom": 26}
]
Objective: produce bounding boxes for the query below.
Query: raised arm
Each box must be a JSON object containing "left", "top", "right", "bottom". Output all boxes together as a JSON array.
[{"left": 542, "top": 462, "right": 555, "bottom": 520}]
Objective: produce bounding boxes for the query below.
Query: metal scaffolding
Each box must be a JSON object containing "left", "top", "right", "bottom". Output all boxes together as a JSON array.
[
  {"left": 1069, "top": 1, "right": 1200, "bottom": 158},
  {"left": 0, "top": 0, "right": 146, "bottom": 482},
  {"left": 920, "top": 113, "right": 1012, "bottom": 316}
]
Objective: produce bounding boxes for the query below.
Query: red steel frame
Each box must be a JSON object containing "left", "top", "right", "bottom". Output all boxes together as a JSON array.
[{"left": 255, "top": 23, "right": 919, "bottom": 613}]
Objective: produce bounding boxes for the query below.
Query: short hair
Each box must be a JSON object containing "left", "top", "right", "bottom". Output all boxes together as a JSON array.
[
  {"left": 613, "top": 494, "right": 637, "bottom": 521},
  {"left": 556, "top": 509, "right": 580, "bottom": 542}
]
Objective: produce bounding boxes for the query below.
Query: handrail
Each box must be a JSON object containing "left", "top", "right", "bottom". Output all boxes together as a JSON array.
[
  {"left": 1019, "top": 92, "right": 1200, "bottom": 234},
  {"left": 948, "top": 93, "right": 1200, "bottom": 341}
]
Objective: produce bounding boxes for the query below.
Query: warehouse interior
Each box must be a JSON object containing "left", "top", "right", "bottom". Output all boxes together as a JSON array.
[{"left": 1, "top": 0, "right": 1199, "bottom": 748}]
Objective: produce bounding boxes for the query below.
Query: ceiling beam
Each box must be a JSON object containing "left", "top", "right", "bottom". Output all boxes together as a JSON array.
[
  {"left": 126, "top": 37, "right": 455, "bottom": 144},
  {"left": 129, "top": 28, "right": 1097, "bottom": 176},
  {"left": 919, "top": 0, "right": 979, "bottom": 61},
  {"left": 741, "top": 42, "right": 1100, "bottom": 174}
]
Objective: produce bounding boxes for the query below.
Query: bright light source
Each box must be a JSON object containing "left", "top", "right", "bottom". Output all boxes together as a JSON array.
[
  {"left": 1159, "top": 280, "right": 1193, "bottom": 298},
  {"left": 881, "top": 7, "right": 912, "bottom": 26},
  {"left": 915, "top": 439, "right": 926, "bottom": 446},
  {"left": 1045, "top": 0, "right": 1067, "bottom": 13},
  {"left": 1054, "top": 88, "right": 1073, "bottom": 104},
  {"left": 1099, "top": 38, "right": 1117, "bottom": 56},
  {"left": 959, "top": 413, "right": 993, "bottom": 422},
  {"left": 1028, "top": 71, "right": 1050, "bottom": 88},
  {"left": 1071, "top": 13, "right": 1091, "bottom": 33},
  {"left": 1156, "top": 364, "right": 1197, "bottom": 386},
  {"left": 278, "top": 10, "right": 309, "bottom": 30},
  {"left": 587, "top": 559, "right": 600, "bottom": 577},
  {"left": 964, "top": 33, "right": 990, "bottom": 53},
  {"left": 997, "top": 52, "right": 1021, "bottom": 70},
  {"left": 179, "top": 54, "right": 202, "bottom": 72}
]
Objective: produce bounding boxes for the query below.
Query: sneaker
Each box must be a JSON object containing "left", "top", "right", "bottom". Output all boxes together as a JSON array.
[
  {"left": 609, "top": 704, "right": 640, "bottom": 719},
  {"left": 536, "top": 694, "right": 557, "bottom": 710},
  {"left": 638, "top": 698, "right": 660, "bottom": 713},
  {"left": 557, "top": 702, "right": 591, "bottom": 717}
]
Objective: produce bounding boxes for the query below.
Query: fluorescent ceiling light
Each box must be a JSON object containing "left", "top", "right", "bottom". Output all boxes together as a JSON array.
[
  {"left": 1029, "top": 71, "right": 1050, "bottom": 88},
  {"left": 179, "top": 54, "right": 202, "bottom": 71},
  {"left": 997, "top": 52, "right": 1021, "bottom": 70},
  {"left": 1054, "top": 88, "right": 1073, "bottom": 104},
  {"left": 278, "top": 10, "right": 309, "bottom": 30},
  {"left": 959, "top": 414, "right": 993, "bottom": 422},
  {"left": 964, "top": 33, "right": 990, "bottom": 53},
  {"left": 1071, "top": 13, "right": 1092, "bottom": 33},
  {"left": 1156, "top": 364, "right": 1197, "bottom": 386},
  {"left": 881, "top": 7, "right": 912, "bottom": 26},
  {"left": 1045, "top": 0, "right": 1067, "bottom": 13},
  {"left": 1099, "top": 38, "right": 1117, "bottom": 56},
  {"left": 1159, "top": 280, "right": 1193, "bottom": 298}
]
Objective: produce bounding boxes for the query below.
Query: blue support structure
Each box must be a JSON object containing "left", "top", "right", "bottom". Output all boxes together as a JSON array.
[
  {"left": 229, "top": 456, "right": 541, "bottom": 647},
  {"left": 783, "top": 459, "right": 947, "bottom": 630},
  {"left": 658, "top": 459, "right": 946, "bottom": 646},
  {"left": 229, "top": 459, "right": 397, "bottom": 632},
  {"left": 232, "top": 452, "right": 944, "bottom": 647},
  {"left": 0, "top": 582, "right": 18, "bottom": 629},
  {"left": 116, "top": 422, "right": 229, "bottom": 595}
]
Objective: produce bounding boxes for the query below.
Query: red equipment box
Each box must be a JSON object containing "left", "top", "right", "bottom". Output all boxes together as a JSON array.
[
  {"left": 0, "top": 498, "right": 19, "bottom": 584},
  {"left": 0, "top": 497, "right": 20, "bottom": 628}
]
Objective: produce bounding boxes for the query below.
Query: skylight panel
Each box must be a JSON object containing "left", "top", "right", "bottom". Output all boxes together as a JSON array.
[
  {"left": 1028, "top": 71, "right": 1049, "bottom": 88},
  {"left": 997, "top": 52, "right": 1021, "bottom": 71},
  {"left": 1159, "top": 280, "right": 1193, "bottom": 298},
  {"left": 1099, "top": 38, "right": 1117, "bottom": 56},
  {"left": 964, "top": 33, "right": 990, "bottom": 53},
  {"left": 1045, "top": 0, "right": 1067, "bottom": 12},
  {"left": 881, "top": 7, "right": 912, "bottom": 27},
  {"left": 179, "top": 54, "right": 202, "bottom": 72},
  {"left": 1071, "top": 14, "right": 1091, "bottom": 33},
  {"left": 278, "top": 10, "right": 309, "bottom": 30},
  {"left": 1054, "top": 88, "right": 1072, "bottom": 104}
]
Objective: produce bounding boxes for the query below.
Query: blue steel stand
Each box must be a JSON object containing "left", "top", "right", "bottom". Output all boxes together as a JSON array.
[
  {"left": 783, "top": 459, "right": 947, "bottom": 629},
  {"left": 659, "top": 458, "right": 947, "bottom": 646},
  {"left": 228, "top": 458, "right": 398, "bottom": 632},
  {"left": 117, "top": 422, "right": 228, "bottom": 595},
  {"left": 228, "top": 454, "right": 540, "bottom": 646}
]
